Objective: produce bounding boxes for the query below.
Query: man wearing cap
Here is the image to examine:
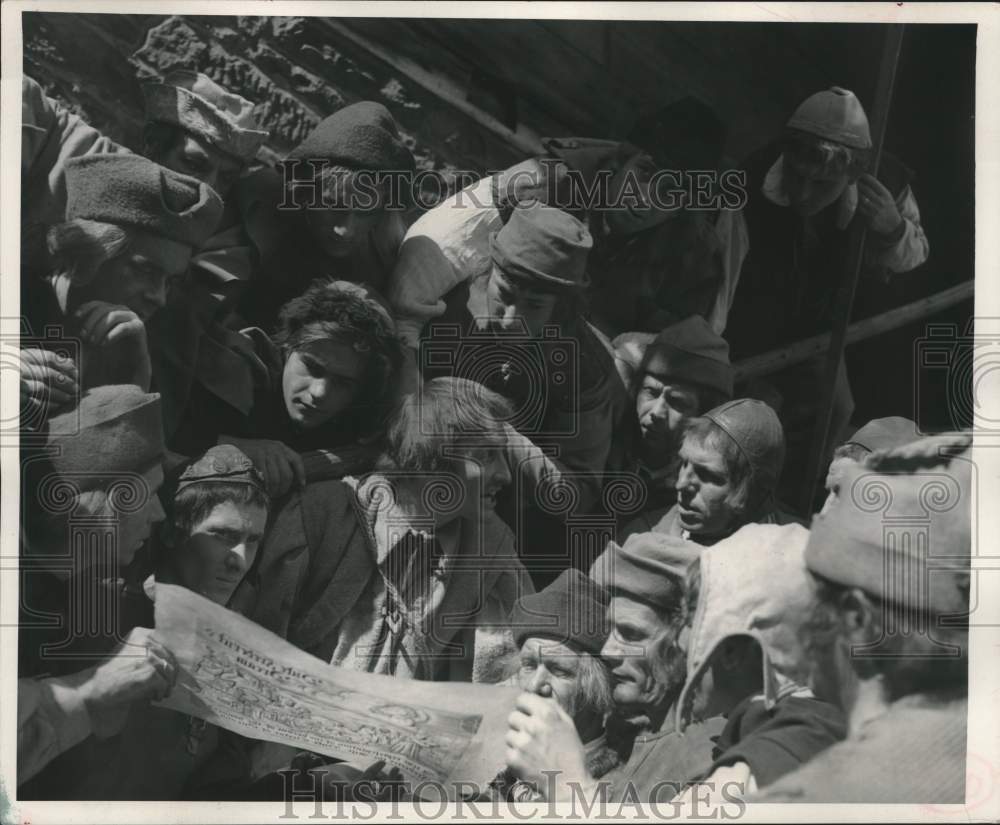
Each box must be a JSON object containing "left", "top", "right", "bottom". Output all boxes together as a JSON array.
[
  {"left": 751, "top": 434, "right": 971, "bottom": 803},
  {"left": 18, "top": 386, "right": 178, "bottom": 787},
  {"left": 487, "top": 569, "right": 619, "bottom": 801},
  {"left": 820, "top": 415, "right": 918, "bottom": 515},
  {"left": 506, "top": 533, "right": 724, "bottom": 803},
  {"left": 724, "top": 87, "right": 930, "bottom": 495},
  {"left": 21, "top": 444, "right": 271, "bottom": 799},
  {"left": 237, "top": 101, "right": 415, "bottom": 330},
  {"left": 415, "top": 204, "right": 629, "bottom": 566},
  {"left": 388, "top": 96, "right": 747, "bottom": 348},
  {"left": 20, "top": 152, "right": 223, "bottom": 419},
  {"left": 670, "top": 523, "right": 846, "bottom": 806},
  {"left": 610, "top": 316, "right": 735, "bottom": 522},
  {"left": 630, "top": 398, "right": 796, "bottom": 544}
]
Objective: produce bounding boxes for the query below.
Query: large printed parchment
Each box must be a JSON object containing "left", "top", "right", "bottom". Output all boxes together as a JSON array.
[{"left": 152, "top": 583, "right": 519, "bottom": 790}]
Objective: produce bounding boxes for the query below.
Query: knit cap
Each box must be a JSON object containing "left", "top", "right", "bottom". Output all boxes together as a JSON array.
[
  {"left": 703, "top": 398, "right": 785, "bottom": 488},
  {"left": 786, "top": 87, "right": 872, "bottom": 150},
  {"left": 287, "top": 101, "right": 415, "bottom": 171},
  {"left": 511, "top": 568, "right": 611, "bottom": 655},
  {"left": 590, "top": 532, "right": 700, "bottom": 612},
  {"left": 64, "top": 154, "right": 224, "bottom": 248},
  {"left": 175, "top": 444, "right": 267, "bottom": 497},
  {"left": 640, "top": 316, "right": 733, "bottom": 398}
]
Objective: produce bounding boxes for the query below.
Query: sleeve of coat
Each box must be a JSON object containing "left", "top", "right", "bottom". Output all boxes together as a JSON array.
[
  {"left": 387, "top": 175, "right": 501, "bottom": 348},
  {"left": 707, "top": 207, "right": 750, "bottom": 336},
  {"left": 504, "top": 341, "right": 627, "bottom": 516},
  {"left": 17, "top": 674, "right": 93, "bottom": 785},
  {"left": 866, "top": 185, "right": 929, "bottom": 274},
  {"left": 21, "top": 75, "right": 128, "bottom": 216}
]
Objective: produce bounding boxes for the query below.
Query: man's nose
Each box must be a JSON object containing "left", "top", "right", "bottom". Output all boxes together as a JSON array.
[
  {"left": 149, "top": 496, "right": 166, "bottom": 524},
  {"left": 146, "top": 278, "right": 168, "bottom": 313},
  {"left": 676, "top": 464, "right": 695, "bottom": 492},
  {"left": 489, "top": 454, "right": 511, "bottom": 489},
  {"left": 527, "top": 667, "right": 550, "bottom": 695},
  {"left": 226, "top": 543, "right": 250, "bottom": 573},
  {"left": 649, "top": 394, "right": 669, "bottom": 421},
  {"left": 309, "top": 377, "right": 329, "bottom": 401}
]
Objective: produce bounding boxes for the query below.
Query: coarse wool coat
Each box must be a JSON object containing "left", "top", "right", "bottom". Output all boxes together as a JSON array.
[{"left": 230, "top": 474, "right": 534, "bottom": 683}]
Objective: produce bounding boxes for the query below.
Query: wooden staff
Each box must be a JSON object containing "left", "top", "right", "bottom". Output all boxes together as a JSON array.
[{"left": 800, "top": 24, "right": 907, "bottom": 514}]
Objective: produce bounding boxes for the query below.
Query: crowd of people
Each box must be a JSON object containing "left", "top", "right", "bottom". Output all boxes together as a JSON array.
[{"left": 16, "top": 61, "right": 970, "bottom": 806}]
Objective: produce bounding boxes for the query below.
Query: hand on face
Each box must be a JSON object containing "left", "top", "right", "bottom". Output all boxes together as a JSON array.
[
  {"left": 856, "top": 173, "right": 903, "bottom": 235},
  {"left": 77, "top": 626, "right": 177, "bottom": 739},
  {"left": 517, "top": 638, "right": 586, "bottom": 721},
  {"left": 505, "top": 692, "right": 592, "bottom": 801}
]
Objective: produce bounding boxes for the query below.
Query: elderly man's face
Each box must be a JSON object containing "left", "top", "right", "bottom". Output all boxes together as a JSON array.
[
  {"left": 636, "top": 375, "right": 700, "bottom": 467},
  {"left": 600, "top": 596, "right": 682, "bottom": 717},
  {"left": 518, "top": 637, "right": 589, "bottom": 722},
  {"left": 675, "top": 436, "right": 740, "bottom": 536}
]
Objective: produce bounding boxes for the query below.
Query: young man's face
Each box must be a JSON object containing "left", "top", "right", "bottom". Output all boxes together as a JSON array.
[
  {"left": 156, "top": 132, "right": 243, "bottom": 199},
  {"left": 635, "top": 374, "right": 700, "bottom": 467},
  {"left": 781, "top": 153, "right": 850, "bottom": 217},
  {"left": 486, "top": 267, "right": 559, "bottom": 338},
  {"left": 282, "top": 340, "right": 366, "bottom": 430},
  {"left": 174, "top": 499, "right": 268, "bottom": 606},
  {"left": 450, "top": 435, "right": 512, "bottom": 521},
  {"left": 518, "top": 637, "right": 590, "bottom": 725},
  {"left": 600, "top": 596, "right": 681, "bottom": 718},
  {"left": 605, "top": 151, "right": 674, "bottom": 237},
  {"left": 675, "top": 435, "right": 741, "bottom": 536},
  {"left": 89, "top": 231, "right": 191, "bottom": 320},
  {"left": 304, "top": 174, "right": 388, "bottom": 259},
  {"left": 117, "top": 465, "right": 166, "bottom": 566}
]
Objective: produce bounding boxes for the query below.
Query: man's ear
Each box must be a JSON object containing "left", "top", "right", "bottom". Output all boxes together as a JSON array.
[{"left": 838, "top": 587, "right": 875, "bottom": 644}]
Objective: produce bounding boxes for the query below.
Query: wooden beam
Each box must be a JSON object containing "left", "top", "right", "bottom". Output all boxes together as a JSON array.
[
  {"left": 321, "top": 20, "right": 546, "bottom": 157},
  {"left": 734, "top": 280, "right": 974, "bottom": 381},
  {"left": 800, "top": 24, "right": 906, "bottom": 513}
]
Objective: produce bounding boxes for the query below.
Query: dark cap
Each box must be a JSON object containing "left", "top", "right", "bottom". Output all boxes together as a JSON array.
[
  {"left": 176, "top": 444, "right": 267, "bottom": 497},
  {"left": 511, "top": 568, "right": 611, "bottom": 655}
]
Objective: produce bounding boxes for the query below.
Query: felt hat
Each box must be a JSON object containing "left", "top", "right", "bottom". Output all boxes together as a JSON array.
[
  {"left": 142, "top": 69, "right": 268, "bottom": 162},
  {"left": 511, "top": 568, "right": 611, "bottom": 655},
  {"left": 491, "top": 205, "right": 593, "bottom": 290},
  {"left": 638, "top": 316, "right": 734, "bottom": 398},
  {"left": 843, "top": 416, "right": 919, "bottom": 454},
  {"left": 786, "top": 87, "right": 872, "bottom": 150},
  {"left": 286, "top": 101, "right": 415, "bottom": 171},
  {"left": 626, "top": 95, "right": 727, "bottom": 171},
  {"left": 43, "top": 385, "right": 164, "bottom": 492},
  {"left": 806, "top": 434, "right": 972, "bottom": 615},
  {"left": 590, "top": 531, "right": 700, "bottom": 612},
  {"left": 64, "top": 154, "right": 224, "bottom": 248},
  {"left": 175, "top": 444, "right": 267, "bottom": 497},
  {"left": 676, "top": 523, "right": 815, "bottom": 731},
  {"left": 703, "top": 398, "right": 785, "bottom": 488}
]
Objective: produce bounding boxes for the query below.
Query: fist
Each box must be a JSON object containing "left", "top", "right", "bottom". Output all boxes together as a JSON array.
[
  {"left": 505, "top": 692, "right": 591, "bottom": 801},
  {"left": 218, "top": 436, "right": 305, "bottom": 498},
  {"left": 74, "top": 301, "right": 147, "bottom": 349}
]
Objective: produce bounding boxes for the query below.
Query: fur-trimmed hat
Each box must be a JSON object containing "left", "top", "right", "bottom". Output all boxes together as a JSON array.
[
  {"left": 142, "top": 69, "right": 268, "bottom": 162},
  {"left": 64, "top": 154, "right": 224, "bottom": 248}
]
